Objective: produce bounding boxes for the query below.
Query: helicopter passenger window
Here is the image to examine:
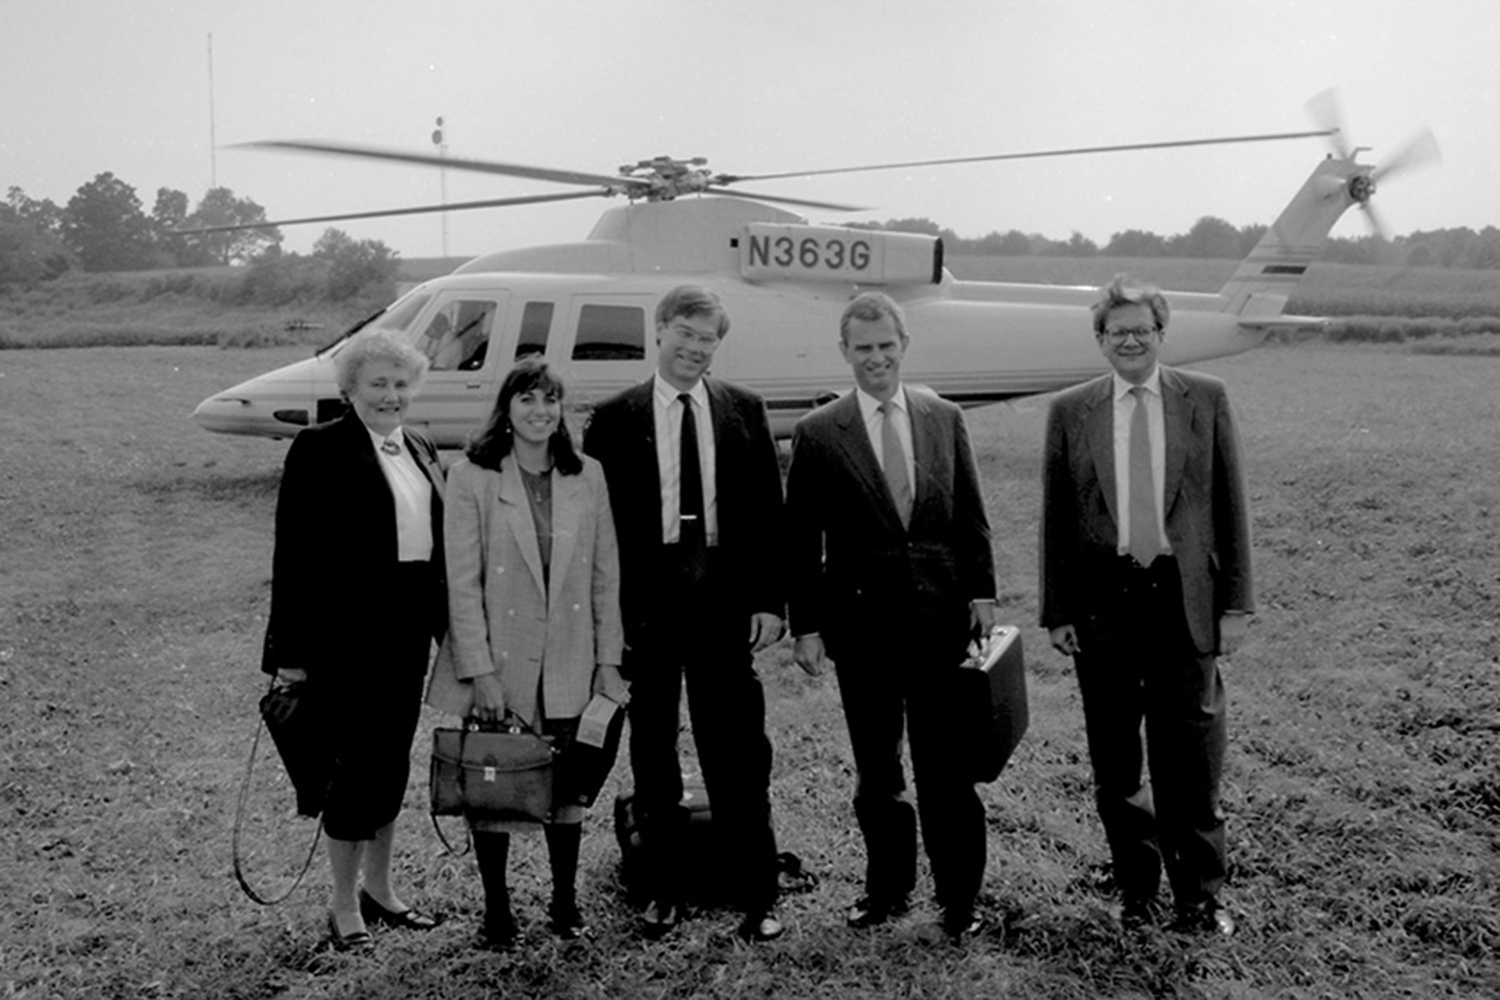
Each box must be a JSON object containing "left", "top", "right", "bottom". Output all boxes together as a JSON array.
[
  {"left": 423, "top": 300, "right": 496, "bottom": 371},
  {"left": 515, "top": 301, "right": 554, "bottom": 359},
  {"left": 572, "top": 304, "right": 645, "bottom": 361}
]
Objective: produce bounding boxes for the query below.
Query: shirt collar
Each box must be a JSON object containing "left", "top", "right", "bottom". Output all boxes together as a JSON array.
[
  {"left": 855, "top": 384, "right": 906, "bottom": 423},
  {"left": 366, "top": 424, "right": 406, "bottom": 454},
  {"left": 1112, "top": 367, "right": 1161, "bottom": 402},
  {"left": 654, "top": 373, "right": 709, "bottom": 410}
]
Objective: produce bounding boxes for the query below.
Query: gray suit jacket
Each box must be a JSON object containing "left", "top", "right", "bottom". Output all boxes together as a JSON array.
[
  {"left": 426, "top": 454, "right": 623, "bottom": 723},
  {"left": 786, "top": 386, "right": 996, "bottom": 661},
  {"left": 1039, "top": 365, "right": 1254, "bottom": 653}
]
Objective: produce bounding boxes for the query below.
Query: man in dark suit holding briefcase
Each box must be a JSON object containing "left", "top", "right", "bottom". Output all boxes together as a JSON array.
[{"left": 787, "top": 291, "right": 999, "bottom": 941}]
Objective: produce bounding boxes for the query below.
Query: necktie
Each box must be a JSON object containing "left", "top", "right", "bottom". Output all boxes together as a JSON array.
[
  {"left": 879, "top": 400, "right": 912, "bottom": 528},
  {"left": 677, "top": 393, "right": 707, "bottom": 581},
  {"left": 380, "top": 437, "right": 401, "bottom": 456},
  {"left": 1128, "top": 387, "right": 1160, "bottom": 567}
]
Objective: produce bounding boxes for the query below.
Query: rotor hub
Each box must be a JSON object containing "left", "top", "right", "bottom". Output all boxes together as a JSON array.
[{"left": 1348, "top": 173, "right": 1376, "bottom": 204}]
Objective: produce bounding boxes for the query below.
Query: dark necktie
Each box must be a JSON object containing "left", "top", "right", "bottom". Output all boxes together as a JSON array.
[
  {"left": 678, "top": 393, "right": 707, "bottom": 581},
  {"left": 879, "top": 400, "right": 912, "bottom": 528},
  {"left": 1128, "top": 386, "right": 1161, "bottom": 567}
]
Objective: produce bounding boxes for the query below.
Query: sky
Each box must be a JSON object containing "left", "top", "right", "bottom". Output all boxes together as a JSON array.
[{"left": 3, "top": 0, "right": 1496, "bottom": 260}]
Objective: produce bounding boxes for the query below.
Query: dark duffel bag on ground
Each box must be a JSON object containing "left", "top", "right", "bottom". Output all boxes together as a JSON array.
[{"left": 613, "top": 782, "right": 817, "bottom": 905}]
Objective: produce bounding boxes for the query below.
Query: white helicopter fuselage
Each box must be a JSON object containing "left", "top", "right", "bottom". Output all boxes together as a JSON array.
[{"left": 195, "top": 154, "right": 1364, "bottom": 445}]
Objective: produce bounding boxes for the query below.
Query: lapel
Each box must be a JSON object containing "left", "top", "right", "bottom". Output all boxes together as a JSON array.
[
  {"left": 497, "top": 457, "right": 548, "bottom": 599},
  {"left": 626, "top": 379, "right": 662, "bottom": 509},
  {"left": 337, "top": 413, "right": 398, "bottom": 550},
  {"left": 1082, "top": 375, "right": 1119, "bottom": 529},
  {"left": 1159, "top": 366, "right": 1192, "bottom": 517},
  {"left": 831, "top": 391, "right": 905, "bottom": 530},
  {"left": 703, "top": 378, "right": 732, "bottom": 491},
  {"left": 906, "top": 387, "right": 936, "bottom": 511}
]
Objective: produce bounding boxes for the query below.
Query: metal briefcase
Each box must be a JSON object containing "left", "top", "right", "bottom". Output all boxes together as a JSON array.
[{"left": 956, "top": 624, "right": 1029, "bottom": 783}]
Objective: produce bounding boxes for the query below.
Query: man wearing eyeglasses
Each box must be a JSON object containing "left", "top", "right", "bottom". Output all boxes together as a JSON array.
[
  {"left": 584, "top": 285, "right": 787, "bottom": 943},
  {"left": 1039, "top": 275, "right": 1254, "bottom": 938}
]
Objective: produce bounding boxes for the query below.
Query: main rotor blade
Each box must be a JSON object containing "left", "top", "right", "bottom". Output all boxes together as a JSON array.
[
  {"left": 704, "top": 187, "right": 867, "bottom": 212},
  {"left": 717, "top": 130, "right": 1336, "bottom": 184},
  {"left": 236, "top": 140, "right": 652, "bottom": 193},
  {"left": 176, "top": 189, "right": 610, "bottom": 235},
  {"left": 1304, "top": 88, "right": 1351, "bottom": 159},
  {"left": 1371, "top": 126, "right": 1442, "bottom": 183}
]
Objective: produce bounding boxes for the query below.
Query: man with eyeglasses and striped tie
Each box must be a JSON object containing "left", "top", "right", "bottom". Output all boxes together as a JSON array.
[{"left": 1040, "top": 275, "right": 1254, "bottom": 938}]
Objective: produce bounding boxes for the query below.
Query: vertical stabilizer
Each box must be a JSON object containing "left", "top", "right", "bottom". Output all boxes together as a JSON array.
[{"left": 1219, "top": 156, "right": 1366, "bottom": 315}]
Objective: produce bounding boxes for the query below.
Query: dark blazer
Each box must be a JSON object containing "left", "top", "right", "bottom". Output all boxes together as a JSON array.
[
  {"left": 785, "top": 387, "right": 996, "bottom": 660},
  {"left": 1039, "top": 365, "right": 1254, "bottom": 653},
  {"left": 261, "top": 411, "right": 447, "bottom": 678},
  {"left": 582, "top": 377, "right": 784, "bottom": 660}
]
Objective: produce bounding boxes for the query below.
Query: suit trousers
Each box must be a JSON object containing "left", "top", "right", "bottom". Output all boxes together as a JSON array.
[
  {"left": 625, "top": 548, "right": 779, "bottom": 914},
  {"left": 1072, "top": 556, "right": 1227, "bottom": 909},
  {"left": 832, "top": 633, "right": 987, "bottom": 913}
]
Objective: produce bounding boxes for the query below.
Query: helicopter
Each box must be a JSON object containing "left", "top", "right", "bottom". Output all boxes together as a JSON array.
[{"left": 192, "top": 93, "right": 1437, "bottom": 445}]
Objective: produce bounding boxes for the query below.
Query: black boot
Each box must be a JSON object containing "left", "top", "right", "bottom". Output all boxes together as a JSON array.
[
  {"left": 544, "top": 823, "right": 588, "bottom": 939},
  {"left": 473, "top": 831, "right": 517, "bottom": 948}
]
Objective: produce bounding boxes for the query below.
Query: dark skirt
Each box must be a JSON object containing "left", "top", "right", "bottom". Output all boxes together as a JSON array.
[{"left": 319, "top": 565, "right": 437, "bottom": 841}]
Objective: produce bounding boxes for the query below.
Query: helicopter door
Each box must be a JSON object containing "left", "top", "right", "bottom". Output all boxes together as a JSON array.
[
  {"left": 408, "top": 292, "right": 512, "bottom": 447},
  {"left": 559, "top": 295, "right": 655, "bottom": 405}
]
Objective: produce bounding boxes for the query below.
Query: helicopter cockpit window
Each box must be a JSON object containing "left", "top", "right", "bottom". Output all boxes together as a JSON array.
[
  {"left": 419, "top": 299, "right": 496, "bottom": 371},
  {"left": 371, "top": 292, "right": 432, "bottom": 334},
  {"left": 572, "top": 304, "right": 645, "bottom": 362},
  {"left": 515, "top": 301, "right": 555, "bottom": 359}
]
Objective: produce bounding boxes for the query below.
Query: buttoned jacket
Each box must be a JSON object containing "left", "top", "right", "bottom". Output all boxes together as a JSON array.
[
  {"left": 1039, "top": 365, "right": 1254, "bottom": 653},
  {"left": 785, "top": 386, "right": 997, "bottom": 661},
  {"left": 260, "top": 411, "right": 447, "bottom": 679}
]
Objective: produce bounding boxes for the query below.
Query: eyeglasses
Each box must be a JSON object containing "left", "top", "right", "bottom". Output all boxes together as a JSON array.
[{"left": 1100, "top": 326, "right": 1160, "bottom": 344}]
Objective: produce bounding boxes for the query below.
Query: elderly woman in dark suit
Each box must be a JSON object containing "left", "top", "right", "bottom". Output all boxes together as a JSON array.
[
  {"left": 261, "top": 329, "right": 447, "bottom": 952},
  {"left": 427, "top": 357, "right": 626, "bottom": 947}
]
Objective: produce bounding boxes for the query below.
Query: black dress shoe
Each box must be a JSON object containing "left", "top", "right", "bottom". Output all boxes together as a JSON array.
[
  {"left": 359, "top": 889, "right": 442, "bottom": 930},
  {"left": 846, "top": 894, "right": 910, "bottom": 929},
  {"left": 326, "top": 912, "right": 374, "bottom": 953},
  {"left": 738, "top": 909, "right": 785, "bottom": 942},
  {"left": 641, "top": 899, "right": 682, "bottom": 939},
  {"left": 1119, "top": 895, "right": 1161, "bottom": 931},
  {"left": 480, "top": 906, "right": 519, "bottom": 950},
  {"left": 940, "top": 907, "right": 982, "bottom": 941},
  {"left": 549, "top": 901, "right": 591, "bottom": 940},
  {"left": 1173, "top": 900, "right": 1236, "bottom": 937}
]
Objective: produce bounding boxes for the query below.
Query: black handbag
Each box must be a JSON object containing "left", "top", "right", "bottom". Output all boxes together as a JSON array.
[
  {"left": 430, "top": 717, "right": 556, "bottom": 824},
  {"left": 258, "top": 679, "right": 332, "bottom": 817}
]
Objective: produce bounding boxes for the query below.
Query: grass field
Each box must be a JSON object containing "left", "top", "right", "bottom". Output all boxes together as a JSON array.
[{"left": 2, "top": 342, "right": 1497, "bottom": 998}]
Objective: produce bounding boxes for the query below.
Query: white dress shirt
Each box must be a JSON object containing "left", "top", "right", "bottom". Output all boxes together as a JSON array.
[
  {"left": 652, "top": 374, "right": 718, "bottom": 545},
  {"left": 366, "top": 425, "right": 434, "bottom": 562}
]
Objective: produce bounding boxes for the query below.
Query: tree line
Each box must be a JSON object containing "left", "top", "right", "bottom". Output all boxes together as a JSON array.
[
  {"left": 855, "top": 216, "right": 1500, "bottom": 270},
  {"left": 1, "top": 173, "right": 397, "bottom": 298},
  {"left": 4, "top": 171, "right": 1497, "bottom": 294}
]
